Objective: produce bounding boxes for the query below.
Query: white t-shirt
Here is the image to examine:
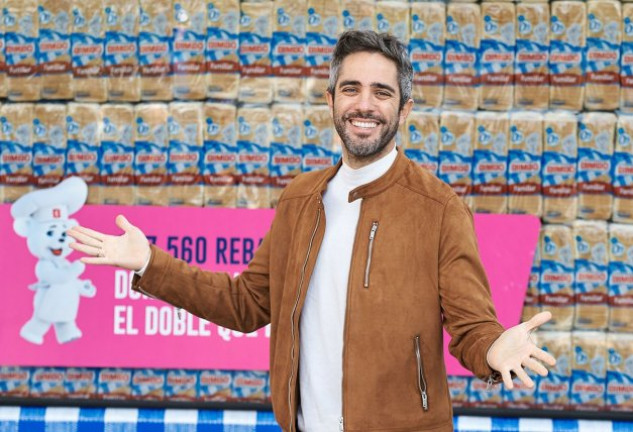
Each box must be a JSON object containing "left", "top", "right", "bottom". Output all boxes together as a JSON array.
[{"left": 297, "top": 147, "right": 398, "bottom": 432}]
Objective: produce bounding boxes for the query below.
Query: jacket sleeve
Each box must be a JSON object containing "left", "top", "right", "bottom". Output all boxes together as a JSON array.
[
  {"left": 131, "top": 227, "right": 273, "bottom": 334},
  {"left": 438, "top": 195, "right": 505, "bottom": 380}
]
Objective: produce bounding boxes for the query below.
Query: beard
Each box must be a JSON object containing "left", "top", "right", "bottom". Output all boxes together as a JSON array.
[{"left": 333, "top": 108, "right": 400, "bottom": 160}]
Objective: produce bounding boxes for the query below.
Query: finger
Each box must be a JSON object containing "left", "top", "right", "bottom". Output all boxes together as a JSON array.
[
  {"left": 80, "top": 256, "right": 111, "bottom": 266},
  {"left": 522, "top": 358, "right": 548, "bottom": 377},
  {"left": 531, "top": 348, "right": 557, "bottom": 367},
  {"left": 67, "top": 229, "right": 102, "bottom": 248},
  {"left": 501, "top": 369, "right": 513, "bottom": 389},
  {"left": 524, "top": 311, "right": 552, "bottom": 332},
  {"left": 512, "top": 366, "right": 535, "bottom": 389},
  {"left": 70, "top": 242, "right": 101, "bottom": 256},
  {"left": 116, "top": 215, "right": 135, "bottom": 233},
  {"left": 70, "top": 225, "right": 107, "bottom": 242}
]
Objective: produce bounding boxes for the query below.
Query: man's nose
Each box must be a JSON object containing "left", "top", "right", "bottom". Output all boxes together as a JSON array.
[{"left": 355, "top": 90, "right": 376, "bottom": 112}]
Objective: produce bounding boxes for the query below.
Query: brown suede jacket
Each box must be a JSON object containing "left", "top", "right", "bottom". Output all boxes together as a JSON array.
[{"left": 133, "top": 149, "right": 505, "bottom": 432}]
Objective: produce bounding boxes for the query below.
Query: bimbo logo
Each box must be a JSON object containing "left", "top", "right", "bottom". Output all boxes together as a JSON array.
[
  {"left": 304, "top": 120, "right": 318, "bottom": 139},
  {"left": 206, "top": 118, "right": 220, "bottom": 136},
  {"left": 105, "top": 7, "right": 118, "bottom": 26},
  {"left": 307, "top": 8, "right": 321, "bottom": 27},
  {"left": 277, "top": 8, "right": 290, "bottom": 26},
  {"left": 546, "top": 127, "right": 559, "bottom": 146},
  {"left": 174, "top": 4, "right": 188, "bottom": 24},
  {"left": 408, "top": 125, "right": 422, "bottom": 145},
  {"left": 38, "top": 6, "right": 52, "bottom": 25},
  {"left": 576, "top": 236, "right": 589, "bottom": 254},
  {"left": 609, "top": 348, "right": 622, "bottom": 365},
  {"left": 411, "top": 16, "right": 425, "bottom": 34},
  {"left": 484, "top": 16, "right": 498, "bottom": 34},
  {"left": 376, "top": 14, "right": 389, "bottom": 32},
  {"left": 72, "top": 8, "right": 85, "bottom": 27},
  {"left": 446, "top": 16, "right": 459, "bottom": 35},
  {"left": 589, "top": 14, "right": 602, "bottom": 33},
  {"left": 550, "top": 16, "right": 565, "bottom": 35},
  {"left": 136, "top": 117, "right": 150, "bottom": 136},
  {"left": 3, "top": 10, "right": 15, "bottom": 27},
  {"left": 207, "top": 4, "right": 220, "bottom": 22},
  {"left": 478, "top": 126, "right": 492, "bottom": 145},
  {"left": 342, "top": 10, "right": 354, "bottom": 29},
  {"left": 543, "top": 236, "right": 557, "bottom": 255},
  {"left": 511, "top": 126, "right": 523, "bottom": 144},
  {"left": 518, "top": 16, "right": 531, "bottom": 35},
  {"left": 575, "top": 346, "right": 588, "bottom": 364}
]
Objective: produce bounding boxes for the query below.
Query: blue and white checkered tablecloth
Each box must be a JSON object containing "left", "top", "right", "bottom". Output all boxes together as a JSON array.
[{"left": 1, "top": 407, "right": 633, "bottom": 431}]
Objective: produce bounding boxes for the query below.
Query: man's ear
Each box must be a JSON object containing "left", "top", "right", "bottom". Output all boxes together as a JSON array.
[
  {"left": 399, "top": 98, "right": 415, "bottom": 126},
  {"left": 326, "top": 90, "right": 334, "bottom": 117},
  {"left": 13, "top": 217, "right": 30, "bottom": 237}
]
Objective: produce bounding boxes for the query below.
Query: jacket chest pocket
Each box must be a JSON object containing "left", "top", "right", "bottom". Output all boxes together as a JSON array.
[
  {"left": 363, "top": 221, "right": 379, "bottom": 289},
  {"left": 414, "top": 335, "right": 429, "bottom": 412}
]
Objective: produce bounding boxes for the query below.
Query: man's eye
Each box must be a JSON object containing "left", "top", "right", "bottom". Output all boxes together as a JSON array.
[
  {"left": 376, "top": 91, "right": 391, "bottom": 97},
  {"left": 342, "top": 88, "right": 357, "bottom": 94}
]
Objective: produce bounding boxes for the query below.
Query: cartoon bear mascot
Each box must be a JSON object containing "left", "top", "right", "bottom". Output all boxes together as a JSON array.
[{"left": 11, "top": 177, "right": 96, "bottom": 344}]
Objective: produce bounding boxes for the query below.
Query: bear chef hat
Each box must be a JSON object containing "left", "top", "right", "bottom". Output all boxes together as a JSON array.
[{"left": 11, "top": 176, "right": 88, "bottom": 223}]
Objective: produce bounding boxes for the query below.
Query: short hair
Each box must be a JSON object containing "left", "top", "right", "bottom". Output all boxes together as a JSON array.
[{"left": 327, "top": 30, "right": 413, "bottom": 110}]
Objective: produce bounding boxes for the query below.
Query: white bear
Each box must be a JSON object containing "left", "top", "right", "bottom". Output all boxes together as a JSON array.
[{"left": 11, "top": 177, "right": 96, "bottom": 345}]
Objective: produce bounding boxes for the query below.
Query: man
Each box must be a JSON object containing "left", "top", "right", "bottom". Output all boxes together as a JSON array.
[{"left": 68, "top": 30, "right": 555, "bottom": 432}]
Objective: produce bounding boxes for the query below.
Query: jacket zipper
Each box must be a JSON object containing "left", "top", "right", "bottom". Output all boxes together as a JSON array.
[
  {"left": 414, "top": 336, "right": 429, "bottom": 411},
  {"left": 363, "top": 222, "right": 379, "bottom": 288},
  {"left": 288, "top": 198, "right": 322, "bottom": 432}
]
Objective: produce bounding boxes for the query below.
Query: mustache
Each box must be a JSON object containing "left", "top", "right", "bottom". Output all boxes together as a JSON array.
[{"left": 343, "top": 111, "right": 384, "bottom": 123}]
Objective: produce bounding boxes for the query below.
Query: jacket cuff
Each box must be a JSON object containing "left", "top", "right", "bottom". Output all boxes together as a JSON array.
[{"left": 132, "top": 244, "right": 170, "bottom": 298}]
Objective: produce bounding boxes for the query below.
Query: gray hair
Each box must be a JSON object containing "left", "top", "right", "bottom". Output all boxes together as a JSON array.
[{"left": 327, "top": 30, "right": 413, "bottom": 110}]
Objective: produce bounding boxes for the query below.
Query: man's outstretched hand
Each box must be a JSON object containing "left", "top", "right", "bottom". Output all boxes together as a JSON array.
[
  {"left": 67, "top": 215, "right": 151, "bottom": 271},
  {"left": 486, "top": 311, "right": 556, "bottom": 389}
]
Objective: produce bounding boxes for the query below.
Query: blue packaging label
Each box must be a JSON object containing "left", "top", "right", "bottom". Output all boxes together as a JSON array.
[
  {"left": 132, "top": 369, "right": 165, "bottom": 400},
  {"left": 165, "top": 369, "right": 198, "bottom": 401},
  {"left": 98, "top": 368, "right": 132, "bottom": 399},
  {"left": 206, "top": 4, "right": 239, "bottom": 74}
]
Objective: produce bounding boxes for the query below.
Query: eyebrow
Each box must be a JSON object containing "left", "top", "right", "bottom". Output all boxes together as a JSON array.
[{"left": 338, "top": 80, "right": 397, "bottom": 94}]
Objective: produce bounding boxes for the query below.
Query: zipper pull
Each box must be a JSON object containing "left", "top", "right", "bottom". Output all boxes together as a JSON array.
[
  {"left": 339, "top": 417, "right": 344, "bottom": 431},
  {"left": 369, "top": 222, "right": 378, "bottom": 240},
  {"left": 422, "top": 391, "right": 428, "bottom": 411}
]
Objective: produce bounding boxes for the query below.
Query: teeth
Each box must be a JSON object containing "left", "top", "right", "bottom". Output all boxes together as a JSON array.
[{"left": 351, "top": 120, "right": 377, "bottom": 128}]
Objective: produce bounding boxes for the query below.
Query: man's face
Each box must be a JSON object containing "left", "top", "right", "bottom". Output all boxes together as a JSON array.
[{"left": 326, "top": 51, "right": 413, "bottom": 167}]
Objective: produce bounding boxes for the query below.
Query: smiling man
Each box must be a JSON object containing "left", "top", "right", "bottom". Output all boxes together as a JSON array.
[{"left": 68, "top": 31, "right": 556, "bottom": 432}]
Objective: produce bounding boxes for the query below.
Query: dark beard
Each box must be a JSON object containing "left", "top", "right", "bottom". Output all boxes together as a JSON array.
[{"left": 333, "top": 110, "right": 400, "bottom": 159}]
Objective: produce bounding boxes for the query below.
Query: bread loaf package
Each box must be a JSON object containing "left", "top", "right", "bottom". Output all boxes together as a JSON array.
[
  {"left": 539, "top": 224, "right": 575, "bottom": 331},
  {"left": 585, "top": 0, "right": 621, "bottom": 110},
  {"left": 606, "top": 333, "right": 633, "bottom": 411},
  {"left": 404, "top": 110, "right": 440, "bottom": 176},
  {"left": 608, "top": 224, "right": 633, "bottom": 333},
  {"left": 305, "top": 0, "right": 340, "bottom": 105},
  {"left": 549, "top": 1, "right": 586, "bottom": 111},
  {"left": 542, "top": 111, "right": 578, "bottom": 223},
  {"left": 620, "top": 4, "right": 633, "bottom": 112},
  {"left": 272, "top": 0, "right": 307, "bottom": 103},
  {"left": 236, "top": 106, "right": 271, "bottom": 208},
  {"left": 536, "top": 331, "right": 572, "bottom": 409},
  {"left": 270, "top": 104, "right": 303, "bottom": 207},
  {"left": 202, "top": 102, "right": 237, "bottom": 208},
  {"left": 444, "top": 3, "right": 480, "bottom": 110},
  {"left": 5, "top": 0, "right": 39, "bottom": 101},
  {"left": 439, "top": 111, "right": 475, "bottom": 207},
  {"left": 409, "top": 3, "right": 445, "bottom": 109},
  {"left": 479, "top": 3, "right": 515, "bottom": 111},
  {"left": 471, "top": 112, "right": 509, "bottom": 213},
  {"left": 341, "top": 0, "right": 375, "bottom": 33},
  {"left": 613, "top": 114, "right": 633, "bottom": 223},
  {"left": 104, "top": 0, "right": 140, "bottom": 101},
  {"left": 375, "top": 2, "right": 409, "bottom": 44},
  {"left": 302, "top": 105, "right": 336, "bottom": 173},
  {"left": 570, "top": 331, "right": 607, "bottom": 410},
  {"left": 71, "top": 0, "right": 107, "bottom": 102},
  {"left": 0, "top": 103, "right": 34, "bottom": 203},
  {"left": 572, "top": 220, "right": 609, "bottom": 331},
  {"left": 38, "top": 0, "right": 73, "bottom": 100},
  {"left": 32, "top": 104, "right": 67, "bottom": 188},
  {"left": 508, "top": 111, "right": 543, "bottom": 216},
  {"left": 0, "top": 12, "right": 6, "bottom": 98},
  {"left": 66, "top": 103, "right": 102, "bottom": 204},
  {"left": 139, "top": 0, "right": 173, "bottom": 101},
  {"left": 172, "top": 0, "right": 206, "bottom": 100},
  {"left": 205, "top": 0, "right": 239, "bottom": 101},
  {"left": 577, "top": 112, "right": 615, "bottom": 220},
  {"left": 238, "top": 2, "right": 273, "bottom": 104},
  {"left": 514, "top": 3, "right": 549, "bottom": 110},
  {"left": 100, "top": 104, "right": 135, "bottom": 205},
  {"left": 134, "top": 103, "right": 169, "bottom": 206}
]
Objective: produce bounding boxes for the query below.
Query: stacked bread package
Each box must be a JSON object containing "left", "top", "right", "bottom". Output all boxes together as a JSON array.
[
  {"left": 305, "top": 0, "right": 340, "bottom": 105},
  {"left": 5, "top": 0, "right": 39, "bottom": 101},
  {"left": 0, "top": 103, "right": 33, "bottom": 203},
  {"left": 0, "top": 13, "right": 6, "bottom": 98},
  {"left": 409, "top": 3, "right": 445, "bottom": 109},
  {"left": 272, "top": 0, "right": 307, "bottom": 103},
  {"left": 549, "top": 2, "right": 586, "bottom": 111},
  {"left": 302, "top": 105, "right": 336, "bottom": 173},
  {"left": 134, "top": 103, "right": 169, "bottom": 206},
  {"left": 71, "top": 0, "right": 107, "bottom": 102},
  {"left": 572, "top": 221, "right": 609, "bottom": 331},
  {"left": 100, "top": 104, "right": 135, "bottom": 205},
  {"left": 341, "top": 0, "right": 375, "bottom": 32},
  {"left": 375, "top": 2, "right": 409, "bottom": 44},
  {"left": 404, "top": 110, "right": 440, "bottom": 176},
  {"left": 105, "top": 0, "right": 140, "bottom": 101},
  {"left": 542, "top": 111, "right": 578, "bottom": 223},
  {"left": 38, "top": 0, "right": 73, "bottom": 100},
  {"left": 471, "top": 112, "right": 509, "bottom": 214},
  {"left": 479, "top": 3, "right": 515, "bottom": 111},
  {"left": 270, "top": 104, "right": 303, "bottom": 207},
  {"left": 439, "top": 111, "right": 475, "bottom": 207},
  {"left": 238, "top": 2, "right": 273, "bottom": 104},
  {"left": 585, "top": 0, "right": 621, "bottom": 111},
  {"left": 202, "top": 102, "right": 237, "bottom": 207},
  {"left": 606, "top": 333, "right": 633, "bottom": 411},
  {"left": 514, "top": 3, "right": 549, "bottom": 110},
  {"left": 168, "top": 102, "right": 204, "bottom": 206},
  {"left": 139, "top": 0, "right": 173, "bottom": 101},
  {"left": 539, "top": 224, "right": 575, "bottom": 331},
  {"left": 32, "top": 104, "right": 67, "bottom": 188},
  {"left": 570, "top": 331, "right": 607, "bottom": 409},
  {"left": 508, "top": 111, "right": 543, "bottom": 216},
  {"left": 613, "top": 114, "right": 633, "bottom": 222},
  {"left": 536, "top": 331, "right": 571, "bottom": 409},
  {"left": 444, "top": 3, "right": 480, "bottom": 110},
  {"left": 66, "top": 103, "right": 102, "bottom": 204},
  {"left": 620, "top": 4, "right": 633, "bottom": 112},
  {"left": 608, "top": 224, "right": 633, "bottom": 333},
  {"left": 577, "top": 112, "right": 616, "bottom": 220},
  {"left": 206, "top": 0, "right": 239, "bottom": 101},
  {"left": 236, "top": 106, "right": 271, "bottom": 208},
  {"left": 172, "top": 1, "right": 206, "bottom": 100}
]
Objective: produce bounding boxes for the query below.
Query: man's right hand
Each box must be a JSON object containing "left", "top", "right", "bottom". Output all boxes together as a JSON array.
[{"left": 67, "top": 215, "right": 151, "bottom": 271}]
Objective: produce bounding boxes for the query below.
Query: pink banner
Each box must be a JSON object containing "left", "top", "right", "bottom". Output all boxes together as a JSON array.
[{"left": 0, "top": 204, "right": 540, "bottom": 374}]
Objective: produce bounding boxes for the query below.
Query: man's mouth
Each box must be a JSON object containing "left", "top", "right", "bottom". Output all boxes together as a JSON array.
[
  {"left": 50, "top": 248, "right": 62, "bottom": 256},
  {"left": 350, "top": 119, "right": 379, "bottom": 129}
]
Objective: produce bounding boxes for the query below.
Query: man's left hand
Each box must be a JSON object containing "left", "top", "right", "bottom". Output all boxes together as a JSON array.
[{"left": 486, "top": 311, "right": 557, "bottom": 389}]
